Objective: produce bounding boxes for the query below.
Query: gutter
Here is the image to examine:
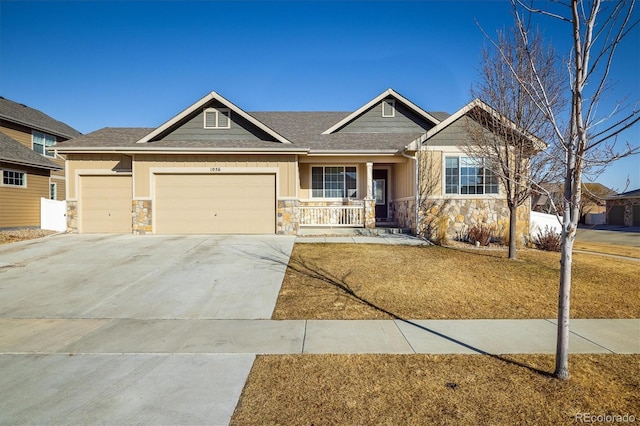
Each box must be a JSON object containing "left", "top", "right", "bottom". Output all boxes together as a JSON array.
[
  {"left": 0, "top": 157, "right": 63, "bottom": 171},
  {"left": 53, "top": 146, "right": 310, "bottom": 155}
]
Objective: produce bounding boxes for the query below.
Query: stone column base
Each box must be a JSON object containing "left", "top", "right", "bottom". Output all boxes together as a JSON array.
[{"left": 133, "top": 200, "right": 152, "bottom": 235}]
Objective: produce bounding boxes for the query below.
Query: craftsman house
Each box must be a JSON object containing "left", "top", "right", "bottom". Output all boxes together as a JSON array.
[
  {"left": 0, "top": 97, "right": 80, "bottom": 228},
  {"left": 55, "top": 89, "right": 535, "bottom": 239}
]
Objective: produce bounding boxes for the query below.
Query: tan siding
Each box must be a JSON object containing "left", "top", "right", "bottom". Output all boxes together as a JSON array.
[
  {"left": 393, "top": 160, "right": 416, "bottom": 199},
  {"left": 0, "top": 125, "right": 32, "bottom": 148},
  {"left": 0, "top": 163, "right": 49, "bottom": 228},
  {"left": 67, "top": 154, "right": 131, "bottom": 199},
  {"left": 417, "top": 150, "right": 443, "bottom": 197},
  {"left": 133, "top": 154, "right": 296, "bottom": 199}
]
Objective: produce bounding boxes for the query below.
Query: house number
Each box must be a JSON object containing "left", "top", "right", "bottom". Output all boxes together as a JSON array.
[{"left": 210, "top": 167, "right": 221, "bottom": 172}]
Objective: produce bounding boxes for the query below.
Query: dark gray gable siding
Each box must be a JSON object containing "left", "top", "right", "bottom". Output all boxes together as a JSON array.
[
  {"left": 155, "top": 101, "right": 278, "bottom": 142},
  {"left": 337, "top": 98, "right": 435, "bottom": 133}
]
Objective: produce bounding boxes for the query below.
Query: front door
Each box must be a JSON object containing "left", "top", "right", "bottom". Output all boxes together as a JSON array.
[{"left": 373, "top": 169, "right": 388, "bottom": 220}]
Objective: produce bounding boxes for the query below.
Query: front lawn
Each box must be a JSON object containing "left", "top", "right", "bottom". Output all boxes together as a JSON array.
[
  {"left": 272, "top": 244, "right": 640, "bottom": 320},
  {"left": 231, "top": 354, "right": 639, "bottom": 425}
]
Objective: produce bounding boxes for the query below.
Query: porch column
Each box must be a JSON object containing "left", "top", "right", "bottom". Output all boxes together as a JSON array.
[
  {"left": 364, "top": 162, "right": 375, "bottom": 228},
  {"left": 366, "top": 162, "right": 373, "bottom": 199}
]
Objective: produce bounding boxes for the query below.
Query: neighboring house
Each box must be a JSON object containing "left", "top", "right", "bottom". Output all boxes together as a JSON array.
[
  {"left": 532, "top": 182, "right": 615, "bottom": 225},
  {"left": 0, "top": 97, "right": 81, "bottom": 228},
  {"left": 55, "top": 89, "right": 538, "bottom": 239},
  {"left": 606, "top": 189, "right": 640, "bottom": 227}
]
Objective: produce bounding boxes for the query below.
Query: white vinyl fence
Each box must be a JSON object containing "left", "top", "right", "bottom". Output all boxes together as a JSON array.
[
  {"left": 530, "top": 211, "right": 562, "bottom": 237},
  {"left": 41, "top": 198, "right": 67, "bottom": 232}
]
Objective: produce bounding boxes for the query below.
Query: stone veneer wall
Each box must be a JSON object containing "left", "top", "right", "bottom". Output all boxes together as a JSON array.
[
  {"left": 133, "top": 200, "right": 152, "bottom": 235},
  {"left": 390, "top": 198, "right": 417, "bottom": 232},
  {"left": 66, "top": 200, "right": 78, "bottom": 232},
  {"left": 277, "top": 199, "right": 300, "bottom": 235},
  {"left": 419, "top": 198, "right": 530, "bottom": 243}
]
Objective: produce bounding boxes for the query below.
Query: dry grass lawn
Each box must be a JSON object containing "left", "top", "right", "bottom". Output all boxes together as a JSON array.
[
  {"left": 574, "top": 241, "right": 640, "bottom": 259},
  {"left": 231, "top": 354, "right": 639, "bottom": 425},
  {"left": 273, "top": 244, "right": 639, "bottom": 320},
  {"left": 0, "top": 229, "right": 56, "bottom": 245}
]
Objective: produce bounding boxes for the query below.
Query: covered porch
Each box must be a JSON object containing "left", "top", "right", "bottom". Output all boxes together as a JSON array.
[{"left": 296, "top": 157, "right": 416, "bottom": 231}]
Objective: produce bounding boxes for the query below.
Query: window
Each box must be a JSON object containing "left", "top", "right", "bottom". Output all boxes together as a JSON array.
[
  {"left": 311, "top": 166, "right": 357, "bottom": 198},
  {"left": 445, "top": 157, "right": 499, "bottom": 195},
  {"left": 50, "top": 183, "right": 57, "bottom": 200},
  {"left": 2, "top": 170, "right": 26, "bottom": 187},
  {"left": 382, "top": 99, "right": 395, "bottom": 117},
  {"left": 204, "top": 108, "right": 231, "bottom": 129},
  {"left": 33, "top": 131, "right": 56, "bottom": 157}
]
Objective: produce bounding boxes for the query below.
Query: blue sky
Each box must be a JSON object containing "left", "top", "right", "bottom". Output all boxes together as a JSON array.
[{"left": 1, "top": 1, "right": 638, "bottom": 190}]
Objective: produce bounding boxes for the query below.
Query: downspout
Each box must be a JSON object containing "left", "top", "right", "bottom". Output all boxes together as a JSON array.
[{"left": 401, "top": 147, "right": 419, "bottom": 235}]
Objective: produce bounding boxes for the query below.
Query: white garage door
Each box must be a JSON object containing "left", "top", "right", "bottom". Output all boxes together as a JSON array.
[
  {"left": 80, "top": 175, "right": 132, "bottom": 233},
  {"left": 154, "top": 173, "right": 275, "bottom": 234}
]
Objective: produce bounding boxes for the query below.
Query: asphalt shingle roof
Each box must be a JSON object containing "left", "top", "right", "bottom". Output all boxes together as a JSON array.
[
  {"left": 56, "top": 111, "right": 438, "bottom": 152},
  {"left": 0, "top": 97, "right": 81, "bottom": 139},
  {"left": 0, "top": 132, "right": 62, "bottom": 170}
]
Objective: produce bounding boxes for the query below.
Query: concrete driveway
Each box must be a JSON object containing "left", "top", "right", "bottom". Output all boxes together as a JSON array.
[
  {"left": 0, "top": 234, "right": 295, "bottom": 425},
  {"left": 576, "top": 225, "right": 640, "bottom": 247}
]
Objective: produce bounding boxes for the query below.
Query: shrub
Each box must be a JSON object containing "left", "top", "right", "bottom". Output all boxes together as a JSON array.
[
  {"left": 469, "top": 224, "right": 494, "bottom": 246},
  {"left": 532, "top": 226, "right": 562, "bottom": 252}
]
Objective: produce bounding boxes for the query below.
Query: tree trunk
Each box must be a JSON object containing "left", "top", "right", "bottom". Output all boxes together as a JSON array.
[
  {"left": 555, "top": 217, "right": 574, "bottom": 380},
  {"left": 508, "top": 203, "right": 518, "bottom": 260}
]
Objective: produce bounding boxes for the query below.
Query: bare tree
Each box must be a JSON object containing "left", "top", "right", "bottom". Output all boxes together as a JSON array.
[
  {"left": 464, "top": 23, "right": 565, "bottom": 259},
  {"left": 503, "top": 0, "right": 639, "bottom": 379}
]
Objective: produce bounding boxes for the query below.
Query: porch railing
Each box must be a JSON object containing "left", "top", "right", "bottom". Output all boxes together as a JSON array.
[{"left": 299, "top": 205, "right": 365, "bottom": 227}]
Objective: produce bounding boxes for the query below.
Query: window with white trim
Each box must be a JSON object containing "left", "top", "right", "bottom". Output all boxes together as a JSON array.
[
  {"left": 2, "top": 170, "right": 26, "bottom": 187},
  {"left": 382, "top": 99, "right": 395, "bottom": 117},
  {"left": 33, "top": 131, "right": 56, "bottom": 157},
  {"left": 50, "top": 183, "right": 57, "bottom": 200},
  {"left": 204, "top": 108, "right": 231, "bottom": 129},
  {"left": 445, "top": 156, "right": 499, "bottom": 195},
  {"left": 311, "top": 166, "right": 357, "bottom": 198}
]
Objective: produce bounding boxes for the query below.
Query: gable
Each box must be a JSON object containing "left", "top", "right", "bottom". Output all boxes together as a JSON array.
[
  {"left": 336, "top": 98, "right": 436, "bottom": 134},
  {"left": 137, "top": 91, "right": 292, "bottom": 144},
  {"left": 151, "top": 100, "right": 279, "bottom": 143},
  {"left": 425, "top": 115, "right": 477, "bottom": 147}
]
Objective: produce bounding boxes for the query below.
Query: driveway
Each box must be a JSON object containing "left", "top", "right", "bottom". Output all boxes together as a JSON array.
[
  {"left": 0, "top": 234, "right": 294, "bottom": 319},
  {"left": 576, "top": 225, "right": 640, "bottom": 247},
  {"left": 0, "top": 234, "right": 294, "bottom": 425}
]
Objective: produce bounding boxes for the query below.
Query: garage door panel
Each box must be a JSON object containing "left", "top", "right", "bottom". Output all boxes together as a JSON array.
[
  {"left": 155, "top": 174, "right": 275, "bottom": 234},
  {"left": 80, "top": 175, "right": 132, "bottom": 233}
]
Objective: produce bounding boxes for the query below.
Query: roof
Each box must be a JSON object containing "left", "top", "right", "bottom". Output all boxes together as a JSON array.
[
  {"left": 0, "top": 132, "right": 62, "bottom": 171},
  {"left": 51, "top": 90, "right": 486, "bottom": 155},
  {"left": 408, "top": 99, "right": 547, "bottom": 152},
  {"left": 321, "top": 88, "right": 440, "bottom": 135},
  {"left": 0, "top": 97, "right": 81, "bottom": 139},
  {"left": 137, "top": 91, "right": 292, "bottom": 144},
  {"left": 607, "top": 188, "right": 640, "bottom": 200}
]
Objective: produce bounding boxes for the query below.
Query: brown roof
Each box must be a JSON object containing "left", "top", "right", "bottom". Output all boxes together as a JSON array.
[
  {"left": 0, "top": 97, "right": 81, "bottom": 139},
  {"left": 0, "top": 132, "right": 62, "bottom": 170}
]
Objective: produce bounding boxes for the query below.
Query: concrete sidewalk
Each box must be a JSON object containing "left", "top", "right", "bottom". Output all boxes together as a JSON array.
[
  {"left": 2, "top": 318, "right": 638, "bottom": 355},
  {"left": 296, "top": 234, "right": 430, "bottom": 245},
  {"left": 2, "top": 318, "right": 637, "bottom": 425}
]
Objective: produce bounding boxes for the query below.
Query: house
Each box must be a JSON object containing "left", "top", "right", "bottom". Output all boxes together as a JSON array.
[
  {"left": 54, "top": 89, "right": 536, "bottom": 239},
  {"left": 0, "top": 97, "right": 81, "bottom": 228},
  {"left": 532, "top": 182, "right": 615, "bottom": 225},
  {"left": 606, "top": 189, "right": 640, "bottom": 227}
]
